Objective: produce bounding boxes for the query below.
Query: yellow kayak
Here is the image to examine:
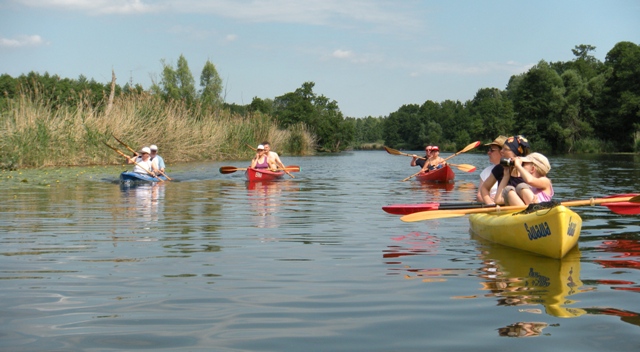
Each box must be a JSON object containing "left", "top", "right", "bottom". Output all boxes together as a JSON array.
[{"left": 469, "top": 205, "right": 582, "bottom": 259}]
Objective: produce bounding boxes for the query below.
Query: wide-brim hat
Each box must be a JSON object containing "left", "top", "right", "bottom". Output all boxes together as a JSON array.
[
  {"left": 520, "top": 152, "right": 550, "bottom": 175},
  {"left": 484, "top": 135, "right": 508, "bottom": 147}
]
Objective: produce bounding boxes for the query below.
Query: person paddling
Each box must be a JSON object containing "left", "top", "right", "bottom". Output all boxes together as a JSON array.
[
  {"left": 420, "top": 146, "right": 446, "bottom": 172},
  {"left": 251, "top": 144, "right": 276, "bottom": 170},
  {"left": 127, "top": 147, "right": 162, "bottom": 177},
  {"left": 411, "top": 146, "right": 431, "bottom": 169},
  {"left": 262, "top": 141, "right": 286, "bottom": 171}
]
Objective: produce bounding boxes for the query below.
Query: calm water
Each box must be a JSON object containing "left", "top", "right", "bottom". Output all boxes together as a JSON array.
[{"left": 2, "top": 151, "right": 640, "bottom": 351}]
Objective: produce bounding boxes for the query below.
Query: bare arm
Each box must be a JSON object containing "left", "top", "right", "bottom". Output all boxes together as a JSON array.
[
  {"left": 480, "top": 173, "right": 497, "bottom": 204},
  {"left": 493, "top": 168, "right": 511, "bottom": 205}
]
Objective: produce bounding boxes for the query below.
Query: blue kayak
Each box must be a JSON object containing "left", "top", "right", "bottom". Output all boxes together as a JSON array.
[{"left": 120, "top": 171, "right": 166, "bottom": 183}]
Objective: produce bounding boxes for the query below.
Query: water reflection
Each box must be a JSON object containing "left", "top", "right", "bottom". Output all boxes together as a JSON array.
[
  {"left": 497, "top": 322, "right": 549, "bottom": 337},
  {"left": 411, "top": 181, "right": 454, "bottom": 195},
  {"left": 246, "top": 180, "right": 299, "bottom": 228},
  {"left": 383, "top": 231, "right": 475, "bottom": 282},
  {"left": 383, "top": 231, "right": 441, "bottom": 259},
  {"left": 474, "top": 236, "right": 587, "bottom": 318},
  {"left": 120, "top": 182, "right": 165, "bottom": 225},
  {"left": 594, "top": 238, "right": 640, "bottom": 272}
]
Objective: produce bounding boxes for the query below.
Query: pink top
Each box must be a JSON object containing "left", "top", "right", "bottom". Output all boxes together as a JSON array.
[
  {"left": 533, "top": 184, "right": 554, "bottom": 202},
  {"left": 254, "top": 156, "right": 269, "bottom": 169}
]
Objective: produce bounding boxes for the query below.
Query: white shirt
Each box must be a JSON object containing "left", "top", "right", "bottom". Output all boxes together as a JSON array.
[{"left": 480, "top": 165, "right": 498, "bottom": 200}]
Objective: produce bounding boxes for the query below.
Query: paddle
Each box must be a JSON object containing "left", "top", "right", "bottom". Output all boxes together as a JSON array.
[
  {"left": 401, "top": 141, "right": 481, "bottom": 181},
  {"left": 384, "top": 146, "right": 477, "bottom": 173},
  {"left": 103, "top": 142, "right": 164, "bottom": 182},
  {"left": 219, "top": 165, "right": 301, "bottom": 174},
  {"left": 400, "top": 195, "right": 640, "bottom": 222},
  {"left": 384, "top": 194, "right": 640, "bottom": 215},
  {"left": 112, "top": 135, "right": 172, "bottom": 181},
  {"left": 245, "top": 143, "right": 295, "bottom": 178}
]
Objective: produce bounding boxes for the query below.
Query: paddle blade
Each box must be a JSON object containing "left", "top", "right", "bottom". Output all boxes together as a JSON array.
[
  {"left": 604, "top": 203, "right": 640, "bottom": 215},
  {"left": 219, "top": 166, "right": 240, "bottom": 174},
  {"left": 382, "top": 203, "right": 440, "bottom": 215},
  {"left": 451, "top": 163, "right": 476, "bottom": 172},
  {"left": 384, "top": 146, "right": 402, "bottom": 155},
  {"left": 401, "top": 211, "right": 466, "bottom": 222},
  {"left": 461, "top": 140, "right": 482, "bottom": 153}
]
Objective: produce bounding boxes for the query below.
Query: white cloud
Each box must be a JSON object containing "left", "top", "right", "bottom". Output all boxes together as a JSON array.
[
  {"left": 225, "top": 34, "right": 238, "bottom": 42},
  {"left": 16, "top": 0, "right": 161, "bottom": 14},
  {"left": 332, "top": 49, "right": 353, "bottom": 59},
  {"left": 15, "top": 0, "right": 423, "bottom": 31},
  {"left": 0, "top": 34, "right": 46, "bottom": 48}
]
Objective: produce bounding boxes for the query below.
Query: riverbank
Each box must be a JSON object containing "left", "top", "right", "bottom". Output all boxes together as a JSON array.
[{"left": 0, "top": 93, "right": 316, "bottom": 170}]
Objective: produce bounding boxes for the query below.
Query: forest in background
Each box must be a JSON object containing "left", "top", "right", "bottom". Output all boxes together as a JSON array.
[{"left": 1, "top": 41, "right": 639, "bottom": 169}]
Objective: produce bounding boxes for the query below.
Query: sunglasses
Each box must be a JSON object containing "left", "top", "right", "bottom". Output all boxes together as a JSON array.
[{"left": 487, "top": 148, "right": 500, "bottom": 153}]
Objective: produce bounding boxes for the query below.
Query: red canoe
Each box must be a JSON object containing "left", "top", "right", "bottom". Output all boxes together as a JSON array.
[
  {"left": 414, "top": 164, "right": 455, "bottom": 183},
  {"left": 245, "top": 168, "right": 285, "bottom": 182}
]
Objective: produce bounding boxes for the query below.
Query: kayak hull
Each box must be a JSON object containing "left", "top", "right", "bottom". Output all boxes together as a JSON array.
[
  {"left": 245, "top": 168, "right": 285, "bottom": 182},
  {"left": 120, "top": 171, "right": 166, "bottom": 183},
  {"left": 382, "top": 202, "right": 489, "bottom": 215},
  {"left": 414, "top": 164, "right": 455, "bottom": 183},
  {"left": 469, "top": 205, "right": 582, "bottom": 259}
]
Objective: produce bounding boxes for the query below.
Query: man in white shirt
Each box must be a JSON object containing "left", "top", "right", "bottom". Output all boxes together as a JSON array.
[{"left": 476, "top": 136, "right": 507, "bottom": 202}]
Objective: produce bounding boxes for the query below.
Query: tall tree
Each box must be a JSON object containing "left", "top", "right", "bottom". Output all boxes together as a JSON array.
[
  {"left": 273, "top": 82, "right": 352, "bottom": 151},
  {"left": 597, "top": 41, "right": 640, "bottom": 151},
  {"left": 176, "top": 54, "right": 196, "bottom": 105},
  {"left": 468, "top": 88, "right": 515, "bottom": 143},
  {"left": 509, "top": 60, "right": 565, "bottom": 150},
  {"left": 200, "top": 59, "right": 223, "bottom": 108}
]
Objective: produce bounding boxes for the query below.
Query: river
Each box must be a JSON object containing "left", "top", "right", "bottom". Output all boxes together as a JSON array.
[{"left": 1, "top": 151, "right": 640, "bottom": 351}]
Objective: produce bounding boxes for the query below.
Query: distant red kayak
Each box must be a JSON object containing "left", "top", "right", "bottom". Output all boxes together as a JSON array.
[
  {"left": 414, "top": 164, "right": 455, "bottom": 183},
  {"left": 245, "top": 168, "right": 285, "bottom": 182}
]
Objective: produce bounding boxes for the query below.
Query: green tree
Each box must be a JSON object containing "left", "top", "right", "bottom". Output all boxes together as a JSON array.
[
  {"left": 158, "top": 54, "right": 196, "bottom": 104},
  {"left": 508, "top": 60, "right": 565, "bottom": 150},
  {"left": 597, "top": 41, "right": 640, "bottom": 151},
  {"left": 200, "top": 59, "right": 223, "bottom": 108},
  {"left": 468, "top": 88, "right": 515, "bottom": 143},
  {"left": 273, "top": 82, "right": 353, "bottom": 151}
]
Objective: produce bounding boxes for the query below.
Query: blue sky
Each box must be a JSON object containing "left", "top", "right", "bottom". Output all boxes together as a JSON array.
[{"left": 1, "top": 0, "right": 638, "bottom": 118}]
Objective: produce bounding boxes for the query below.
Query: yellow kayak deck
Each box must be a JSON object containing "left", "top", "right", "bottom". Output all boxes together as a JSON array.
[{"left": 469, "top": 205, "right": 582, "bottom": 259}]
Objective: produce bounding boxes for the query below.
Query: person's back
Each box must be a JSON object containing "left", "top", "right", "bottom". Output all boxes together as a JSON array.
[{"left": 149, "top": 145, "right": 165, "bottom": 172}]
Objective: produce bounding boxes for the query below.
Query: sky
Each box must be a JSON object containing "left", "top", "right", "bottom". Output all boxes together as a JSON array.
[{"left": 1, "top": 0, "right": 639, "bottom": 118}]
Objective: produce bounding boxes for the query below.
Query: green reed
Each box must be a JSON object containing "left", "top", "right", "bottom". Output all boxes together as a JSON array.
[{"left": 0, "top": 92, "right": 316, "bottom": 169}]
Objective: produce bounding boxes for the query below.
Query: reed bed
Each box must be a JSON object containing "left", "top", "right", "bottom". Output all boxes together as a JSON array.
[{"left": 0, "top": 93, "right": 316, "bottom": 169}]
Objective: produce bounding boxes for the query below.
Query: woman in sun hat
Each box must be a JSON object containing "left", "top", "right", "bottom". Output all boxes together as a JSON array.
[
  {"left": 480, "top": 135, "right": 531, "bottom": 205},
  {"left": 420, "top": 145, "right": 446, "bottom": 172},
  {"left": 127, "top": 146, "right": 162, "bottom": 176},
  {"left": 507, "top": 152, "right": 553, "bottom": 205},
  {"left": 250, "top": 144, "right": 276, "bottom": 170}
]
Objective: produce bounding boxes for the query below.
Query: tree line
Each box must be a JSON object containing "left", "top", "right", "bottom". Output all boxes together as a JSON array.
[
  {"left": 379, "top": 42, "right": 640, "bottom": 153},
  {"left": 1, "top": 41, "right": 639, "bottom": 154}
]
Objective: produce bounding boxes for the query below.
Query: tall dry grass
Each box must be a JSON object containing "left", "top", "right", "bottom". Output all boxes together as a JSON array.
[{"left": 0, "top": 92, "right": 316, "bottom": 169}]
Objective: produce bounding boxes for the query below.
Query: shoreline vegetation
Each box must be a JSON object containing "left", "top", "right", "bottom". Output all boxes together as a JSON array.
[
  {"left": 3, "top": 42, "right": 639, "bottom": 170},
  {"left": 1, "top": 90, "right": 317, "bottom": 170}
]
